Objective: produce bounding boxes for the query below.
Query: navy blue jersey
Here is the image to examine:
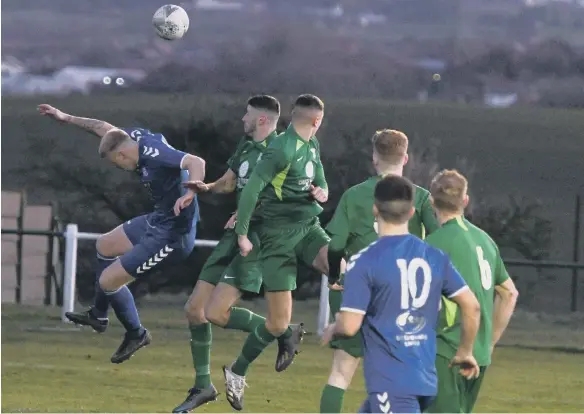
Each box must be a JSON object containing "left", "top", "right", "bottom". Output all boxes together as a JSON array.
[
  {"left": 121, "top": 127, "right": 198, "bottom": 235},
  {"left": 341, "top": 235, "right": 468, "bottom": 397}
]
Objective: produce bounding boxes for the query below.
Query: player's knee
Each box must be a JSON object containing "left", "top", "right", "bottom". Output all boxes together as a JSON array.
[
  {"left": 205, "top": 303, "right": 229, "bottom": 327},
  {"left": 184, "top": 297, "right": 207, "bottom": 324},
  {"left": 265, "top": 317, "right": 289, "bottom": 336}
]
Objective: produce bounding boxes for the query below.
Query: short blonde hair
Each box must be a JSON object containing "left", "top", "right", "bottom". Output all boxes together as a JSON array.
[
  {"left": 98, "top": 129, "right": 131, "bottom": 158},
  {"left": 372, "top": 129, "right": 408, "bottom": 165},
  {"left": 430, "top": 169, "right": 468, "bottom": 213}
]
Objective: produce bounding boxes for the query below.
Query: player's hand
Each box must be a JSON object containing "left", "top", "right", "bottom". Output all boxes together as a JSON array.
[
  {"left": 173, "top": 190, "right": 195, "bottom": 216},
  {"left": 182, "top": 180, "right": 210, "bottom": 193},
  {"left": 37, "top": 104, "right": 69, "bottom": 122},
  {"left": 238, "top": 235, "right": 253, "bottom": 257},
  {"left": 310, "top": 185, "right": 328, "bottom": 203},
  {"left": 449, "top": 352, "right": 480, "bottom": 380},
  {"left": 320, "top": 323, "right": 337, "bottom": 345},
  {"left": 328, "top": 282, "right": 344, "bottom": 291},
  {"left": 224, "top": 213, "right": 237, "bottom": 229}
]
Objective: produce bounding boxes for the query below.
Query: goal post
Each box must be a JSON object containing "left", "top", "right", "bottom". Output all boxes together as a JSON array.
[{"left": 61, "top": 223, "right": 331, "bottom": 334}]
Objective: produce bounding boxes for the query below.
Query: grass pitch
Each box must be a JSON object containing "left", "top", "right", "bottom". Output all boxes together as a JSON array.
[{"left": 2, "top": 302, "right": 584, "bottom": 413}]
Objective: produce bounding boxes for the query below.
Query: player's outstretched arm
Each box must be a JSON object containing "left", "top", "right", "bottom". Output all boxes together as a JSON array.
[
  {"left": 184, "top": 169, "right": 236, "bottom": 194},
  {"left": 37, "top": 104, "right": 115, "bottom": 138},
  {"left": 491, "top": 278, "right": 518, "bottom": 351}
]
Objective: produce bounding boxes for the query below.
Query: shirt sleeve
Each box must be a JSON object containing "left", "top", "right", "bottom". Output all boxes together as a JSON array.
[
  {"left": 141, "top": 139, "right": 188, "bottom": 169},
  {"left": 420, "top": 194, "right": 440, "bottom": 235},
  {"left": 494, "top": 247, "right": 510, "bottom": 285},
  {"left": 441, "top": 258, "right": 469, "bottom": 299},
  {"left": 340, "top": 255, "right": 372, "bottom": 315},
  {"left": 312, "top": 156, "right": 328, "bottom": 190},
  {"left": 234, "top": 172, "right": 269, "bottom": 236},
  {"left": 227, "top": 138, "right": 246, "bottom": 172}
]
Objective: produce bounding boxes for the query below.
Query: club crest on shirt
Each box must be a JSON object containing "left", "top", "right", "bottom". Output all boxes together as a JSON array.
[
  {"left": 239, "top": 161, "right": 249, "bottom": 178},
  {"left": 305, "top": 161, "right": 314, "bottom": 178}
]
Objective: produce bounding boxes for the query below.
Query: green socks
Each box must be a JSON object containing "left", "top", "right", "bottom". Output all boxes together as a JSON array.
[
  {"left": 189, "top": 323, "right": 212, "bottom": 389},
  {"left": 320, "top": 384, "right": 345, "bottom": 413},
  {"left": 224, "top": 307, "right": 266, "bottom": 333},
  {"left": 231, "top": 323, "right": 277, "bottom": 376}
]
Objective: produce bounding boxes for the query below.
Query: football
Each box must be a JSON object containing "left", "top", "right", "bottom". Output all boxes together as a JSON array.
[{"left": 152, "top": 4, "right": 190, "bottom": 40}]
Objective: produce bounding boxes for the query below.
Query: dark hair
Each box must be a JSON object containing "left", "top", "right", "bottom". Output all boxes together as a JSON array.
[
  {"left": 293, "top": 94, "right": 324, "bottom": 111},
  {"left": 374, "top": 175, "right": 415, "bottom": 224},
  {"left": 247, "top": 95, "right": 281, "bottom": 115}
]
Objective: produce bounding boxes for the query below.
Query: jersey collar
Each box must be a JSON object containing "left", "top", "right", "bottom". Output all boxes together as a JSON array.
[
  {"left": 442, "top": 215, "right": 466, "bottom": 228},
  {"left": 287, "top": 124, "right": 314, "bottom": 142}
]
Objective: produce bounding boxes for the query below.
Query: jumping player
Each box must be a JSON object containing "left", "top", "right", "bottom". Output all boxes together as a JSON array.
[
  {"left": 424, "top": 170, "right": 519, "bottom": 413},
  {"left": 37, "top": 104, "right": 205, "bottom": 364},
  {"left": 320, "top": 129, "right": 439, "bottom": 413},
  {"left": 223, "top": 94, "right": 331, "bottom": 411},
  {"left": 172, "top": 96, "right": 303, "bottom": 413},
  {"left": 322, "top": 175, "right": 481, "bottom": 414}
]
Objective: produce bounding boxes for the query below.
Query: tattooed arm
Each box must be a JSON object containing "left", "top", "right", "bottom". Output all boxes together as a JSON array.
[{"left": 37, "top": 104, "right": 115, "bottom": 138}]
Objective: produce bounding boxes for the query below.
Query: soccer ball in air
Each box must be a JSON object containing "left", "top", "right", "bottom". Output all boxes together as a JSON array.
[{"left": 152, "top": 4, "right": 190, "bottom": 40}]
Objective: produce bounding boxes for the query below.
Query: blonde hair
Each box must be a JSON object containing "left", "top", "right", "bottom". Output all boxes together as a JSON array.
[
  {"left": 372, "top": 129, "right": 408, "bottom": 166},
  {"left": 430, "top": 169, "right": 468, "bottom": 213},
  {"left": 98, "top": 129, "right": 131, "bottom": 158}
]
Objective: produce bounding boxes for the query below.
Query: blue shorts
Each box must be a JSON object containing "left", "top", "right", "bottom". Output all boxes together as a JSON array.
[
  {"left": 359, "top": 393, "right": 434, "bottom": 414},
  {"left": 120, "top": 213, "right": 197, "bottom": 278}
]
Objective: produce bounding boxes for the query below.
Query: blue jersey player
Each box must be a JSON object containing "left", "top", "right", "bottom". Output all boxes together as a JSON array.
[
  {"left": 322, "top": 175, "right": 481, "bottom": 414},
  {"left": 38, "top": 104, "right": 205, "bottom": 364}
]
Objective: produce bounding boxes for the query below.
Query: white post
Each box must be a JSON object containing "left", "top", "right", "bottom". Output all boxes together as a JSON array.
[
  {"left": 62, "top": 223, "right": 79, "bottom": 322},
  {"left": 317, "top": 274, "right": 331, "bottom": 336}
]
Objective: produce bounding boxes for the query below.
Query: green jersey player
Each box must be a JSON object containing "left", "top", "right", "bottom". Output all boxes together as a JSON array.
[
  {"left": 320, "top": 129, "right": 440, "bottom": 414},
  {"left": 175, "top": 96, "right": 302, "bottom": 413},
  {"left": 223, "top": 94, "right": 331, "bottom": 411},
  {"left": 424, "top": 169, "right": 519, "bottom": 413}
]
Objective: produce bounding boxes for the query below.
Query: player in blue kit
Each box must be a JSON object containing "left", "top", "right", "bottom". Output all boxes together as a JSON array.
[
  {"left": 322, "top": 175, "right": 481, "bottom": 414},
  {"left": 38, "top": 104, "right": 205, "bottom": 364}
]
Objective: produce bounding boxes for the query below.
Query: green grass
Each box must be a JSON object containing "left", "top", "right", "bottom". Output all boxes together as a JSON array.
[{"left": 2, "top": 302, "right": 584, "bottom": 413}]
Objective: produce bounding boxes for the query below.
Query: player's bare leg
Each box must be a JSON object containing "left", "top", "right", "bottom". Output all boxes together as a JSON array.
[
  {"left": 64, "top": 224, "right": 133, "bottom": 333},
  {"left": 99, "top": 260, "right": 151, "bottom": 364},
  {"left": 312, "top": 244, "right": 330, "bottom": 275},
  {"left": 173, "top": 280, "right": 218, "bottom": 413},
  {"left": 205, "top": 282, "right": 242, "bottom": 327},
  {"left": 320, "top": 349, "right": 361, "bottom": 413}
]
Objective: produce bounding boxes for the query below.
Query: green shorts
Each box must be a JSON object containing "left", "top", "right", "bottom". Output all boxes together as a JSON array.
[
  {"left": 258, "top": 218, "right": 330, "bottom": 292},
  {"left": 328, "top": 288, "right": 363, "bottom": 358},
  {"left": 197, "top": 229, "right": 262, "bottom": 293},
  {"left": 424, "top": 355, "right": 488, "bottom": 413}
]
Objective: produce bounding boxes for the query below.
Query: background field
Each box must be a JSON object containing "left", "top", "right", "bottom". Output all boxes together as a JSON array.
[
  {"left": 2, "top": 94, "right": 583, "bottom": 312},
  {"left": 2, "top": 299, "right": 584, "bottom": 413}
]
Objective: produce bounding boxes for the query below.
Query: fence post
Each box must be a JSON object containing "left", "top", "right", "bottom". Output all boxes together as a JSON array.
[
  {"left": 62, "top": 223, "right": 79, "bottom": 322},
  {"left": 15, "top": 190, "right": 26, "bottom": 304},
  {"left": 318, "top": 274, "right": 330, "bottom": 336},
  {"left": 571, "top": 195, "right": 581, "bottom": 312}
]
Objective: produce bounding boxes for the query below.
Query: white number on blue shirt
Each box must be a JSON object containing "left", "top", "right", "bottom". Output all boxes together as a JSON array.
[{"left": 396, "top": 258, "right": 432, "bottom": 309}]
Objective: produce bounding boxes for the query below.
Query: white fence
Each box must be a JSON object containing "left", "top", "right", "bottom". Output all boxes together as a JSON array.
[{"left": 62, "top": 224, "right": 331, "bottom": 334}]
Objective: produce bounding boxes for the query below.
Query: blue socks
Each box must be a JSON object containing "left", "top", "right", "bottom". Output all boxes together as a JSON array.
[
  {"left": 105, "top": 287, "right": 144, "bottom": 338},
  {"left": 92, "top": 252, "right": 144, "bottom": 338},
  {"left": 91, "top": 253, "right": 117, "bottom": 319}
]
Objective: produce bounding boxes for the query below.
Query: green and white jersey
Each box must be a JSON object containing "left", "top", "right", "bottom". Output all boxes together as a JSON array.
[
  {"left": 426, "top": 216, "right": 510, "bottom": 366},
  {"left": 250, "top": 125, "right": 327, "bottom": 225},
  {"left": 326, "top": 175, "right": 439, "bottom": 258},
  {"left": 227, "top": 131, "right": 277, "bottom": 205}
]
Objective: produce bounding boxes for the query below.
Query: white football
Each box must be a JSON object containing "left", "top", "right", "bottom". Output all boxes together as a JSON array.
[{"left": 152, "top": 4, "right": 190, "bottom": 40}]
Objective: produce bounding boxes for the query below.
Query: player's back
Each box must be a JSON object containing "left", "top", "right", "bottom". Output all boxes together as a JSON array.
[
  {"left": 332, "top": 177, "right": 435, "bottom": 256},
  {"left": 345, "top": 235, "right": 462, "bottom": 397},
  {"left": 426, "top": 216, "right": 503, "bottom": 366},
  {"left": 123, "top": 127, "right": 197, "bottom": 234}
]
